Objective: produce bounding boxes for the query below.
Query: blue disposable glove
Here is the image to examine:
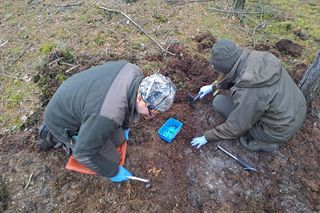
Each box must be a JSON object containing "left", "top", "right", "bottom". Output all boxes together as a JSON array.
[
  {"left": 191, "top": 136, "right": 208, "bottom": 148},
  {"left": 124, "top": 128, "right": 130, "bottom": 141},
  {"left": 109, "top": 166, "right": 132, "bottom": 182},
  {"left": 198, "top": 85, "right": 213, "bottom": 99}
]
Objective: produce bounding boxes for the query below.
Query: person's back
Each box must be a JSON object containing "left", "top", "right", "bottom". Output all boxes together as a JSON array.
[
  {"left": 44, "top": 61, "right": 133, "bottom": 144},
  {"left": 38, "top": 61, "right": 177, "bottom": 181},
  {"left": 233, "top": 50, "right": 306, "bottom": 143}
]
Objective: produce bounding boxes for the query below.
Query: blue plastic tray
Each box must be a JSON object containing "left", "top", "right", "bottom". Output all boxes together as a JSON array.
[{"left": 158, "top": 118, "right": 183, "bottom": 143}]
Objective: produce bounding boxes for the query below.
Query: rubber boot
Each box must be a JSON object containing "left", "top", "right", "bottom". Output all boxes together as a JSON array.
[{"left": 240, "top": 136, "right": 279, "bottom": 152}]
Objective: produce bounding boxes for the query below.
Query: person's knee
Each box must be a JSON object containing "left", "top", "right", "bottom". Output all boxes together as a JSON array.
[
  {"left": 212, "top": 94, "right": 225, "bottom": 112},
  {"left": 212, "top": 95, "right": 234, "bottom": 119}
]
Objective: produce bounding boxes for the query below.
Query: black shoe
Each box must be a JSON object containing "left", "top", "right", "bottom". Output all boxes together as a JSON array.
[
  {"left": 37, "top": 124, "right": 59, "bottom": 151},
  {"left": 239, "top": 136, "right": 279, "bottom": 152}
]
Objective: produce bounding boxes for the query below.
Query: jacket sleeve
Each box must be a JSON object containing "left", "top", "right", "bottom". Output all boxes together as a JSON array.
[
  {"left": 204, "top": 88, "right": 268, "bottom": 141},
  {"left": 73, "top": 114, "right": 120, "bottom": 178}
]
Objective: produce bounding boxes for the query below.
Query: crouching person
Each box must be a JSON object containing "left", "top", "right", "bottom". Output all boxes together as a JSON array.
[
  {"left": 37, "top": 61, "right": 176, "bottom": 182},
  {"left": 191, "top": 39, "right": 307, "bottom": 152}
]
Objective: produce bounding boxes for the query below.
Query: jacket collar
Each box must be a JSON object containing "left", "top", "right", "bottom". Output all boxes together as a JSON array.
[{"left": 217, "top": 50, "right": 249, "bottom": 90}]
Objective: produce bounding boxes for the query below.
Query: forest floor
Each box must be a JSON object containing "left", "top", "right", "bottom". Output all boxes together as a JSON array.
[{"left": 0, "top": 0, "right": 319, "bottom": 212}]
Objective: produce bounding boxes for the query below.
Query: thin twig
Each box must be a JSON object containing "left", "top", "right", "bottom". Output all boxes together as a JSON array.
[
  {"left": 0, "top": 72, "right": 24, "bottom": 80},
  {"left": 9, "top": 43, "right": 33, "bottom": 68},
  {"left": 48, "top": 57, "right": 63, "bottom": 66},
  {"left": 173, "top": 0, "right": 215, "bottom": 6},
  {"left": 98, "top": 5, "right": 175, "bottom": 56},
  {"left": 65, "top": 65, "right": 79, "bottom": 73},
  {"left": 0, "top": 66, "right": 24, "bottom": 80},
  {"left": 53, "top": 1, "right": 84, "bottom": 7},
  {"left": 164, "top": 40, "right": 174, "bottom": 58},
  {"left": 0, "top": 40, "right": 8, "bottom": 47},
  {"left": 208, "top": 7, "right": 263, "bottom": 14},
  {"left": 24, "top": 172, "right": 34, "bottom": 189},
  {"left": 252, "top": 21, "right": 266, "bottom": 49},
  {"left": 60, "top": 61, "right": 77, "bottom": 67}
]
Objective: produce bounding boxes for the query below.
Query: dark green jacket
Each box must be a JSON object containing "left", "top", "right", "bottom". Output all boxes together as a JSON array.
[
  {"left": 204, "top": 50, "right": 307, "bottom": 143},
  {"left": 45, "top": 61, "right": 144, "bottom": 177}
]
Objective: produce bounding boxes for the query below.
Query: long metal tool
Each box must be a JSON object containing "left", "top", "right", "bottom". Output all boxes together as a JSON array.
[
  {"left": 128, "top": 176, "right": 152, "bottom": 188},
  {"left": 217, "top": 145, "right": 257, "bottom": 172}
]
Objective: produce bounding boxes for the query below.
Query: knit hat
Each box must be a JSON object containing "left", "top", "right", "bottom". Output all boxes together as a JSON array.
[
  {"left": 211, "top": 39, "right": 243, "bottom": 73},
  {"left": 138, "top": 74, "right": 176, "bottom": 112}
]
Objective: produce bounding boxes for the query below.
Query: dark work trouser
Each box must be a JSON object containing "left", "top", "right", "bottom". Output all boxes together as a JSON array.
[
  {"left": 212, "top": 94, "right": 284, "bottom": 144},
  {"left": 212, "top": 94, "right": 235, "bottom": 119},
  {"left": 39, "top": 123, "right": 122, "bottom": 164}
]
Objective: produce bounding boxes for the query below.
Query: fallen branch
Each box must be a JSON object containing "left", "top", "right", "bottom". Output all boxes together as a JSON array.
[
  {"left": 24, "top": 172, "right": 34, "bottom": 189},
  {"left": 53, "top": 1, "right": 84, "bottom": 7},
  {"left": 98, "top": 5, "right": 175, "bottom": 56},
  {"left": 9, "top": 43, "right": 33, "bottom": 68}
]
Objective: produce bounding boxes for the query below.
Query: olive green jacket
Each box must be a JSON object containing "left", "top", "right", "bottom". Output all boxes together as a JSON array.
[
  {"left": 204, "top": 50, "right": 307, "bottom": 143},
  {"left": 45, "top": 61, "right": 143, "bottom": 177}
]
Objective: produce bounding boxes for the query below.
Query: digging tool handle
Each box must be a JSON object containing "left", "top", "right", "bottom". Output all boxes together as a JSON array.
[{"left": 127, "top": 176, "right": 150, "bottom": 183}]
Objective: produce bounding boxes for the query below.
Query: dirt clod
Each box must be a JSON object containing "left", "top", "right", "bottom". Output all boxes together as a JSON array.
[
  {"left": 194, "top": 32, "right": 217, "bottom": 53},
  {"left": 275, "top": 39, "right": 303, "bottom": 57}
]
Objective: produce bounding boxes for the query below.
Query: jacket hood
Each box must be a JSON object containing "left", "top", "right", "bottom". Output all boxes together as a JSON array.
[{"left": 235, "top": 50, "right": 282, "bottom": 88}]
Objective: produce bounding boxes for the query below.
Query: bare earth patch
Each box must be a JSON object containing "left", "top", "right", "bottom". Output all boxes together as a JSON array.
[{"left": 1, "top": 43, "right": 320, "bottom": 212}]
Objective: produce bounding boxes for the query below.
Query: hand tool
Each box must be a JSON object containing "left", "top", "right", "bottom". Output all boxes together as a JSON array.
[
  {"left": 217, "top": 145, "right": 257, "bottom": 172},
  {"left": 188, "top": 93, "right": 201, "bottom": 109},
  {"left": 128, "top": 176, "right": 152, "bottom": 189},
  {"left": 188, "top": 90, "right": 220, "bottom": 109}
]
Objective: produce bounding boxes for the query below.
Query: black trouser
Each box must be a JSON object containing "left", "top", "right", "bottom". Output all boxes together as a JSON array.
[{"left": 38, "top": 123, "right": 121, "bottom": 164}]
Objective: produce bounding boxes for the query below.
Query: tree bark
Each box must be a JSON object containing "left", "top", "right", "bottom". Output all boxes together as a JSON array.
[
  {"left": 298, "top": 51, "right": 320, "bottom": 106},
  {"left": 233, "top": 0, "right": 246, "bottom": 11}
]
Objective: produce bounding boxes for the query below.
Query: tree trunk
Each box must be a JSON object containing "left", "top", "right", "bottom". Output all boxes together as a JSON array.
[
  {"left": 233, "top": 0, "right": 246, "bottom": 11},
  {"left": 298, "top": 51, "right": 320, "bottom": 106}
]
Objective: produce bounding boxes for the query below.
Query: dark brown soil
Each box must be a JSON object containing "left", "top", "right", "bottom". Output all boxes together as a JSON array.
[
  {"left": 193, "top": 32, "right": 217, "bottom": 53},
  {"left": 275, "top": 39, "right": 303, "bottom": 57},
  {"left": 255, "top": 43, "right": 281, "bottom": 58},
  {"left": 1, "top": 40, "right": 319, "bottom": 212}
]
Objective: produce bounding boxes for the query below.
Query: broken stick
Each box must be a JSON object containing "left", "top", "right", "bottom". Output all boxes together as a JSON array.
[{"left": 98, "top": 5, "right": 175, "bottom": 56}]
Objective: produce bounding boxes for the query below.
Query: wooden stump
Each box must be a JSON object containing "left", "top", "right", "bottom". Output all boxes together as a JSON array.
[{"left": 298, "top": 51, "right": 320, "bottom": 106}]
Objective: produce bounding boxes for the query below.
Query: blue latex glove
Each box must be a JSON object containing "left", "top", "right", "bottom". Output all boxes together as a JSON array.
[
  {"left": 109, "top": 166, "right": 132, "bottom": 182},
  {"left": 198, "top": 85, "right": 213, "bottom": 99},
  {"left": 124, "top": 128, "right": 130, "bottom": 141},
  {"left": 191, "top": 136, "right": 208, "bottom": 148}
]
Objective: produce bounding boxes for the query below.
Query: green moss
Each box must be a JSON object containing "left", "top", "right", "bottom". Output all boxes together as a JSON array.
[
  {"left": 154, "top": 14, "right": 168, "bottom": 23},
  {"left": 12, "top": 116, "right": 23, "bottom": 129},
  {"left": 40, "top": 42, "right": 56, "bottom": 54},
  {"left": 266, "top": 21, "right": 294, "bottom": 37},
  {"left": 55, "top": 73, "right": 67, "bottom": 83},
  {"left": 94, "top": 37, "right": 105, "bottom": 46},
  {"left": 63, "top": 48, "right": 74, "bottom": 61}
]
